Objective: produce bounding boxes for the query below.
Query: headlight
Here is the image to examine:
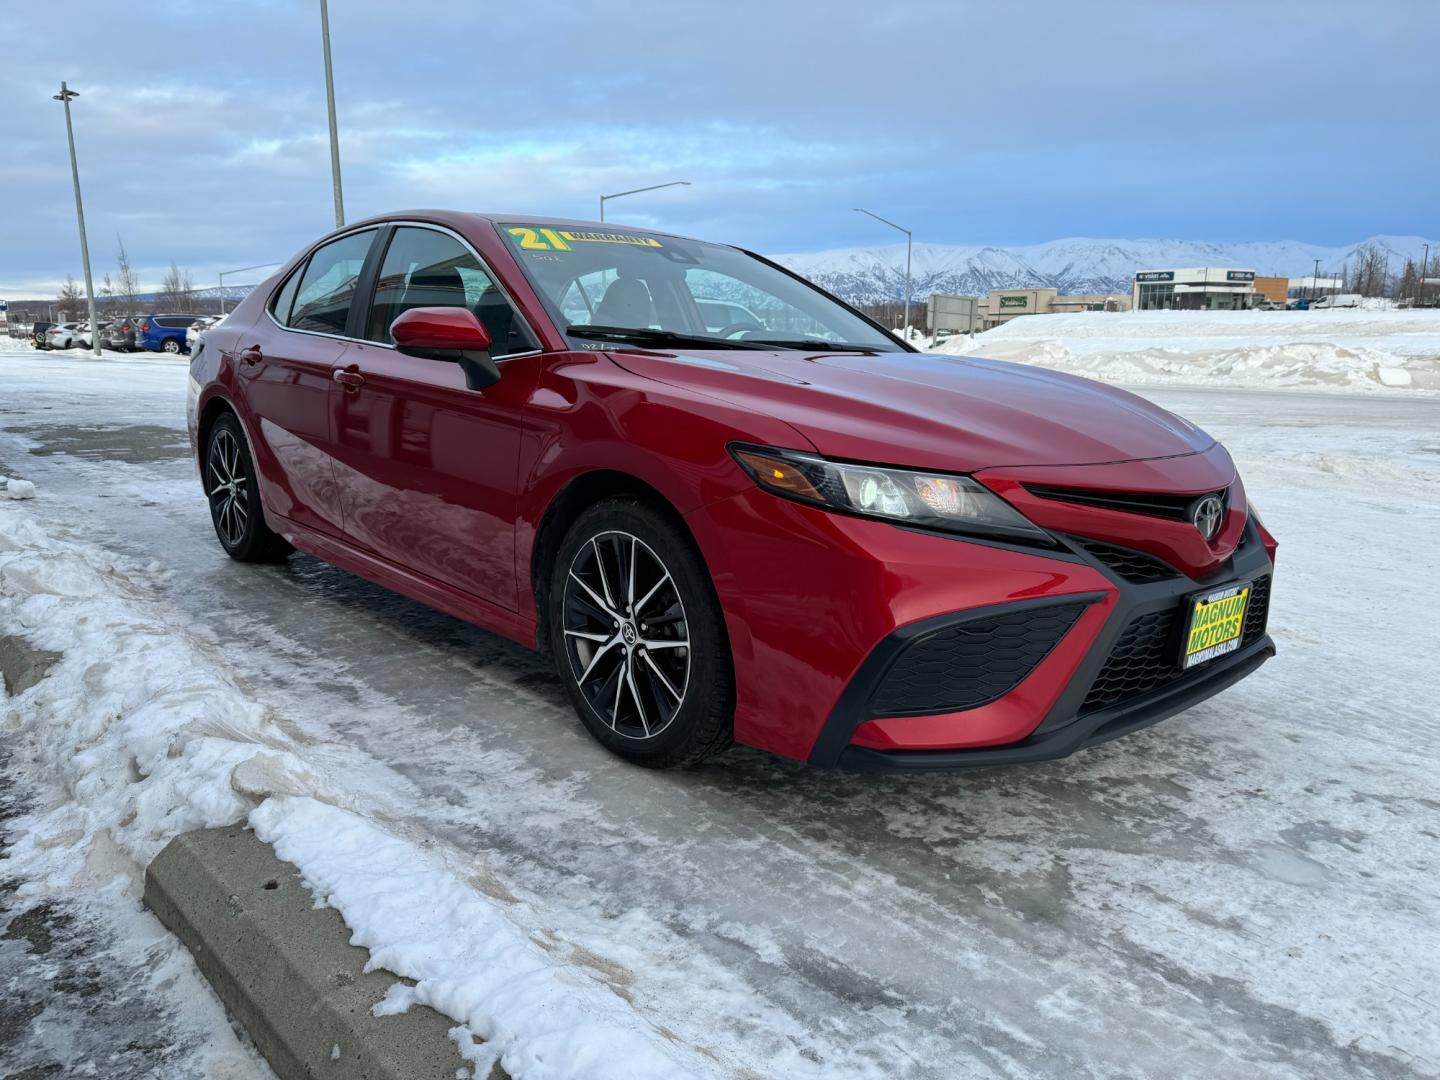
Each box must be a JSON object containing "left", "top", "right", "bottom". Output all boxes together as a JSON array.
[{"left": 730, "top": 444, "right": 1052, "bottom": 545}]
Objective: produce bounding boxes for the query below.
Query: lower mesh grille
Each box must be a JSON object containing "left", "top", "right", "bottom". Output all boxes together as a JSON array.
[
  {"left": 1081, "top": 573, "right": 1273, "bottom": 714},
  {"left": 1076, "top": 539, "right": 1179, "bottom": 583},
  {"left": 872, "top": 602, "right": 1088, "bottom": 716}
]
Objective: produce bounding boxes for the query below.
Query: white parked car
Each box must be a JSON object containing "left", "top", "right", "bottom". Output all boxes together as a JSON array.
[
  {"left": 45, "top": 322, "right": 85, "bottom": 349},
  {"left": 186, "top": 315, "right": 224, "bottom": 352}
]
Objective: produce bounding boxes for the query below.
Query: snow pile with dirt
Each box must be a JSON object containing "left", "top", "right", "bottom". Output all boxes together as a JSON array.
[
  {"left": 933, "top": 309, "right": 1440, "bottom": 393},
  {"left": 0, "top": 493, "right": 714, "bottom": 1080}
]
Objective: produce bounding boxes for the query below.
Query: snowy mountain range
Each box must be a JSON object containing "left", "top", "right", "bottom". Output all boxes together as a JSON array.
[{"left": 774, "top": 235, "right": 1437, "bottom": 304}]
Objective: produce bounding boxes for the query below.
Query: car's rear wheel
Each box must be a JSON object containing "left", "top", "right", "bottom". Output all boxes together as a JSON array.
[
  {"left": 205, "top": 413, "right": 292, "bottom": 563},
  {"left": 162, "top": 338, "right": 181, "bottom": 354},
  {"left": 549, "top": 498, "right": 733, "bottom": 768}
]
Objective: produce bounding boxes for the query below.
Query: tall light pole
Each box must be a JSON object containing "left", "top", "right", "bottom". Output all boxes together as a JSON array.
[
  {"left": 54, "top": 82, "right": 102, "bottom": 358},
  {"left": 599, "top": 181, "right": 690, "bottom": 223},
  {"left": 1420, "top": 242, "right": 1430, "bottom": 306},
  {"left": 855, "top": 208, "right": 912, "bottom": 340},
  {"left": 218, "top": 262, "right": 283, "bottom": 315},
  {"left": 319, "top": 0, "right": 345, "bottom": 228}
]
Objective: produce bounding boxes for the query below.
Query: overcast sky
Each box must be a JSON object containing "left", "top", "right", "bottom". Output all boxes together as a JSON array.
[{"left": 2, "top": 0, "right": 1436, "bottom": 295}]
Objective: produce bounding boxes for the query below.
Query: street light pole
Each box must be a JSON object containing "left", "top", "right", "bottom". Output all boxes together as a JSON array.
[
  {"left": 598, "top": 181, "right": 691, "bottom": 223},
  {"left": 854, "top": 207, "right": 913, "bottom": 340},
  {"left": 54, "top": 82, "right": 101, "bottom": 358},
  {"left": 1420, "top": 243, "right": 1430, "bottom": 306},
  {"left": 319, "top": 0, "right": 345, "bottom": 228},
  {"left": 218, "top": 262, "right": 284, "bottom": 315}
]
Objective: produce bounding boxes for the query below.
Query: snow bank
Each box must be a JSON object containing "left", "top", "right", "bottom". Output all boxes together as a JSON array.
[
  {"left": 933, "top": 309, "right": 1440, "bottom": 393},
  {"left": 0, "top": 500, "right": 713, "bottom": 1079}
]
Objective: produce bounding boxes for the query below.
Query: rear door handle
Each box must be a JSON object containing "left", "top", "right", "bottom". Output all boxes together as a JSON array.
[
  {"left": 238, "top": 345, "right": 263, "bottom": 366},
  {"left": 333, "top": 367, "right": 366, "bottom": 388}
]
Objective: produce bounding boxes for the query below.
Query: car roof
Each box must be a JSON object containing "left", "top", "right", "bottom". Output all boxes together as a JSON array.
[{"left": 345, "top": 209, "right": 706, "bottom": 246}]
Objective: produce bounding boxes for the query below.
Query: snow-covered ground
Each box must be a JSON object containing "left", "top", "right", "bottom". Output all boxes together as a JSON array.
[
  {"left": 933, "top": 309, "right": 1440, "bottom": 393},
  {"left": 2, "top": 340, "right": 1439, "bottom": 1079}
]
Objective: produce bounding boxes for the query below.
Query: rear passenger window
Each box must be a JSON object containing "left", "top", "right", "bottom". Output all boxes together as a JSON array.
[
  {"left": 365, "top": 226, "right": 535, "bottom": 355},
  {"left": 288, "top": 229, "right": 377, "bottom": 335}
]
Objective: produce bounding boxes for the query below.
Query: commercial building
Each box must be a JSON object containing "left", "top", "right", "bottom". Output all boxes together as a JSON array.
[
  {"left": 975, "top": 288, "right": 1129, "bottom": 330},
  {"left": 1253, "top": 276, "right": 1288, "bottom": 304},
  {"left": 1132, "top": 268, "right": 1257, "bottom": 311}
]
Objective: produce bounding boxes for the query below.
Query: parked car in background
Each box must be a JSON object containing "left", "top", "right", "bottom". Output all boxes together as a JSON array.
[
  {"left": 186, "top": 315, "right": 223, "bottom": 352},
  {"left": 1255, "top": 300, "right": 1285, "bottom": 311},
  {"left": 29, "top": 321, "right": 55, "bottom": 347},
  {"left": 101, "top": 317, "right": 139, "bottom": 351},
  {"left": 45, "top": 322, "right": 86, "bottom": 349},
  {"left": 136, "top": 313, "right": 198, "bottom": 353},
  {"left": 1310, "top": 293, "right": 1361, "bottom": 310}
]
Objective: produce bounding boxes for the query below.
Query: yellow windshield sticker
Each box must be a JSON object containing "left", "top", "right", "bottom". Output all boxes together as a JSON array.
[{"left": 507, "top": 227, "right": 661, "bottom": 252}]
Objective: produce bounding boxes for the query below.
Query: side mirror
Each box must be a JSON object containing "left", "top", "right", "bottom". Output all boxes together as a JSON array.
[{"left": 390, "top": 307, "right": 500, "bottom": 391}]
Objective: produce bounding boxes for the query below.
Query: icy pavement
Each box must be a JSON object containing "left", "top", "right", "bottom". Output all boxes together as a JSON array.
[{"left": 1, "top": 347, "right": 1438, "bottom": 1078}]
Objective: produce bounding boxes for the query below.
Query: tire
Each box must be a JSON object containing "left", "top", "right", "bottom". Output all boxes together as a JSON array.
[
  {"left": 204, "top": 412, "right": 293, "bottom": 563},
  {"left": 548, "top": 497, "right": 733, "bottom": 768},
  {"left": 162, "top": 337, "right": 181, "bottom": 354}
]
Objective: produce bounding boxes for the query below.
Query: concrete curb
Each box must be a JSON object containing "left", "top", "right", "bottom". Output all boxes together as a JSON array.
[{"left": 144, "top": 826, "right": 507, "bottom": 1080}]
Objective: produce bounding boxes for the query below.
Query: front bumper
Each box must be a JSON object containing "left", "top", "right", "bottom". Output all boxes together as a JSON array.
[
  {"left": 808, "top": 521, "right": 1276, "bottom": 770},
  {"left": 687, "top": 486, "right": 1274, "bottom": 768},
  {"left": 832, "top": 635, "right": 1274, "bottom": 771}
]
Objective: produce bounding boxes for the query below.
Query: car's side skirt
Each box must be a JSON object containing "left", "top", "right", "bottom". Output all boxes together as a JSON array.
[{"left": 274, "top": 515, "right": 539, "bottom": 651}]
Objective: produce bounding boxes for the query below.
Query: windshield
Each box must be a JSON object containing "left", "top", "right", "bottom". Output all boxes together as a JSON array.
[{"left": 499, "top": 224, "right": 904, "bottom": 352}]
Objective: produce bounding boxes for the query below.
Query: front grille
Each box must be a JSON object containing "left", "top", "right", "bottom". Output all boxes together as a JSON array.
[
  {"left": 872, "top": 602, "right": 1088, "bottom": 716},
  {"left": 1075, "top": 538, "right": 1179, "bottom": 583},
  {"left": 1081, "top": 572, "right": 1273, "bottom": 714},
  {"left": 1080, "top": 609, "right": 1182, "bottom": 711},
  {"left": 1028, "top": 484, "right": 1225, "bottom": 522},
  {"left": 1242, "top": 574, "right": 1272, "bottom": 644}
]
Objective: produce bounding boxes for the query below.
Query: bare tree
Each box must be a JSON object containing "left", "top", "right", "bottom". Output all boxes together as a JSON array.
[
  {"left": 1346, "top": 243, "right": 1390, "bottom": 298},
  {"left": 158, "top": 261, "right": 198, "bottom": 312},
  {"left": 99, "top": 272, "right": 116, "bottom": 315},
  {"left": 1396, "top": 259, "right": 1419, "bottom": 304},
  {"left": 115, "top": 236, "right": 142, "bottom": 314},
  {"left": 57, "top": 274, "right": 83, "bottom": 320}
]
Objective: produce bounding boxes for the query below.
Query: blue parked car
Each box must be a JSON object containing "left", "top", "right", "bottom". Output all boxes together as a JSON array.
[{"left": 136, "top": 313, "right": 200, "bottom": 353}]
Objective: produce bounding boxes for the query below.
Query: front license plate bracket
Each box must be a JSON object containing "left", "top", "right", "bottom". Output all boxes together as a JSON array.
[{"left": 1181, "top": 581, "right": 1251, "bottom": 670}]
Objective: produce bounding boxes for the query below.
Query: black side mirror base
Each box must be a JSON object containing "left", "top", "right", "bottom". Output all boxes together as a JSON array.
[{"left": 396, "top": 345, "right": 501, "bottom": 390}]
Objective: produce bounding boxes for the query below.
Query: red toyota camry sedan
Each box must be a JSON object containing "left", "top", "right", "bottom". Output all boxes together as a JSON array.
[{"left": 187, "top": 211, "right": 1276, "bottom": 770}]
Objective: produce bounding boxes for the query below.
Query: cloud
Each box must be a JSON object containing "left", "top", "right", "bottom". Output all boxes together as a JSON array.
[{"left": 1, "top": 0, "right": 1436, "bottom": 295}]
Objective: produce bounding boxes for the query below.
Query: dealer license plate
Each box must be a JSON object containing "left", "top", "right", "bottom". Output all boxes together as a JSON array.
[{"left": 1182, "top": 583, "right": 1251, "bottom": 670}]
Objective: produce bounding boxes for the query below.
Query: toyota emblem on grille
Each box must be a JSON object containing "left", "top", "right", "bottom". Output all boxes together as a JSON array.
[{"left": 1190, "top": 494, "right": 1224, "bottom": 541}]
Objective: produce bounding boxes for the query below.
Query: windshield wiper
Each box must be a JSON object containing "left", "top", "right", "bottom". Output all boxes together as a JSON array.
[
  {"left": 742, "top": 337, "right": 888, "bottom": 354},
  {"left": 566, "top": 325, "right": 768, "bottom": 350}
]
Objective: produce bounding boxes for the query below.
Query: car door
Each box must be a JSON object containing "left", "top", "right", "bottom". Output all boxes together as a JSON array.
[
  {"left": 328, "top": 224, "right": 541, "bottom": 611},
  {"left": 234, "top": 227, "right": 377, "bottom": 537}
]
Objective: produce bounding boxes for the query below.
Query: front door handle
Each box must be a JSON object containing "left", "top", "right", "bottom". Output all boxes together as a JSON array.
[
  {"left": 333, "top": 367, "right": 366, "bottom": 388},
  {"left": 238, "top": 345, "right": 263, "bottom": 366}
]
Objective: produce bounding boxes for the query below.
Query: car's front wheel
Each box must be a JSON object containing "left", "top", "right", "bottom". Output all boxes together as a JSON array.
[
  {"left": 204, "top": 413, "right": 293, "bottom": 563},
  {"left": 162, "top": 338, "right": 182, "bottom": 354},
  {"left": 548, "top": 498, "right": 734, "bottom": 768}
]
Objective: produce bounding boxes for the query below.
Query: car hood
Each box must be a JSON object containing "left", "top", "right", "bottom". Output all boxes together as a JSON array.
[{"left": 608, "top": 347, "right": 1215, "bottom": 473}]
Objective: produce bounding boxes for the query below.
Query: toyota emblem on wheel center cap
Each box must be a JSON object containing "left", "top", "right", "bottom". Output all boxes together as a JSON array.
[
  {"left": 621, "top": 622, "right": 638, "bottom": 646},
  {"left": 1190, "top": 494, "right": 1224, "bottom": 541}
]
